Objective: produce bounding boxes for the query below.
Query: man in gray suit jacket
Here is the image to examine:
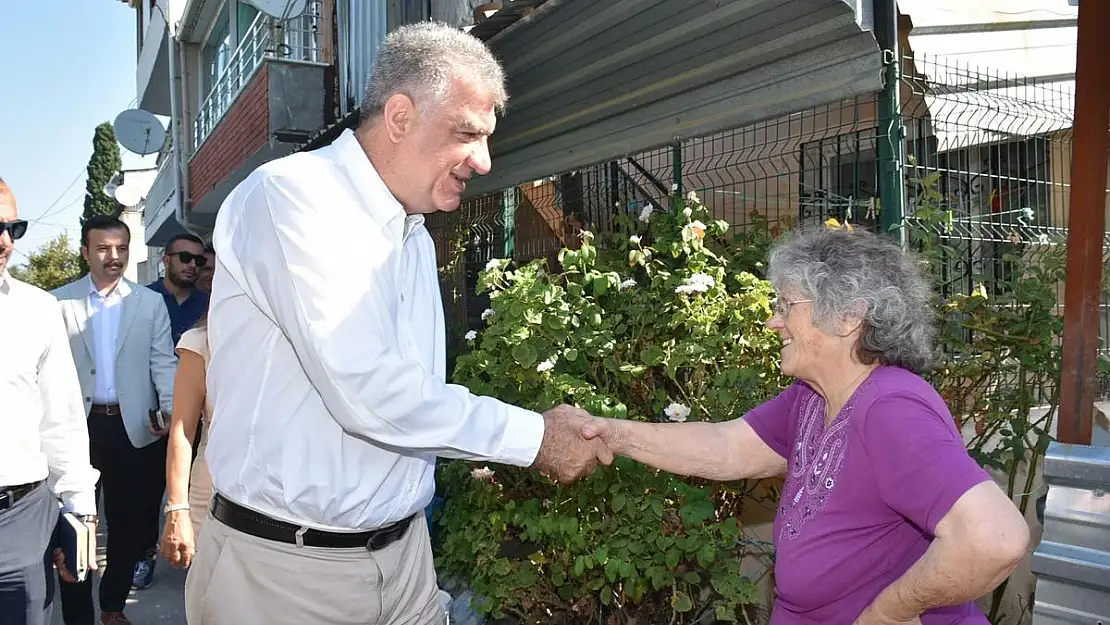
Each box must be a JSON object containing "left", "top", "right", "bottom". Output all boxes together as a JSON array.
[{"left": 52, "top": 215, "right": 176, "bottom": 625}]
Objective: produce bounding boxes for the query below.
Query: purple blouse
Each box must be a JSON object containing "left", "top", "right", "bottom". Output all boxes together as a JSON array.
[{"left": 745, "top": 366, "right": 992, "bottom": 624}]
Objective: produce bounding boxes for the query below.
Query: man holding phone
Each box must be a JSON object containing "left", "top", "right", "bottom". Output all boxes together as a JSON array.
[
  {"left": 0, "top": 178, "right": 100, "bottom": 625},
  {"left": 52, "top": 215, "right": 177, "bottom": 625}
]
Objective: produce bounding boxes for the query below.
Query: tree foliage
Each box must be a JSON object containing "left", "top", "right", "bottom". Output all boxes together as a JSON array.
[
  {"left": 9, "top": 234, "right": 84, "bottom": 291},
  {"left": 81, "top": 121, "right": 123, "bottom": 227}
]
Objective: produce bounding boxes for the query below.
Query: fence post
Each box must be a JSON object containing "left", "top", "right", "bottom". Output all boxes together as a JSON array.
[
  {"left": 874, "top": 0, "right": 905, "bottom": 243},
  {"left": 671, "top": 141, "right": 683, "bottom": 197},
  {"left": 502, "top": 188, "right": 516, "bottom": 258}
]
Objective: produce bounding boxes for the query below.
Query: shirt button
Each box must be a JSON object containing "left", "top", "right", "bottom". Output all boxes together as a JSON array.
[
  {"left": 84, "top": 397, "right": 91, "bottom": 403},
  {"left": 91, "top": 369, "right": 96, "bottom": 374}
]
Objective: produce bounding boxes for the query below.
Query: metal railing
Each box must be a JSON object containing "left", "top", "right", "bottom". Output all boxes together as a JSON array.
[{"left": 193, "top": 7, "right": 323, "bottom": 150}]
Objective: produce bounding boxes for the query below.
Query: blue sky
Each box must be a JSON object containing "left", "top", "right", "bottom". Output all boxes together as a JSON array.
[{"left": 0, "top": 1, "right": 154, "bottom": 264}]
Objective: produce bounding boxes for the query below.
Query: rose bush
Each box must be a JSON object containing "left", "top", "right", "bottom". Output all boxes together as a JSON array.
[{"left": 435, "top": 192, "right": 787, "bottom": 624}]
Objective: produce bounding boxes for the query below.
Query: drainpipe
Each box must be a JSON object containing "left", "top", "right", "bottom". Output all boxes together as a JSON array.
[
  {"left": 166, "top": 15, "right": 191, "bottom": 235},
  {"left": 874, "top": 0, "right": 905, "bottom": 242}
]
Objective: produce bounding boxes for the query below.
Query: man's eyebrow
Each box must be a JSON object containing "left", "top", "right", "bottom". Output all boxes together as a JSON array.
[{"left": 453, "top": 121, "right": 490, "bottom": 135}]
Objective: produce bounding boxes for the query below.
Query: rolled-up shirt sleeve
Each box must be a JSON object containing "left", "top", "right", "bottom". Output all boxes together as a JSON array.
[
  {"left": 39, "top": 308, "right": 99, "bottom": 516},
  {"left": 229, "top": 175, "right": 545, "bottom": 466}
]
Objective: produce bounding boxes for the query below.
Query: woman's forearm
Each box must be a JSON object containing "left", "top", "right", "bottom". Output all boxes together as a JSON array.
[
  {"left": 865, "top": 484, "right": 1028, "bottom": 621},
  {"left": 165, "top": 415, "right": 199, "bottom": 506},
  {"left": 610, "top": 420, "right": 742, "bottom": 480}
]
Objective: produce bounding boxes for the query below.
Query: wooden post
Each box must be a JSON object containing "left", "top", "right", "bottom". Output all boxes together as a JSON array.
[{"left": 1058, "top": 0, "right": 1110, "bottom": 445}]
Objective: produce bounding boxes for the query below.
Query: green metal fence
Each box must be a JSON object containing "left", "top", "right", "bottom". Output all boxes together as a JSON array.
[{"left": 429, "top": 53, "right": 1088, "bottom": 355}]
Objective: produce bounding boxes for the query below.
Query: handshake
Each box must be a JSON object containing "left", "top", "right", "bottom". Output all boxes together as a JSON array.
[{"left": 531, "top": 404, "right": 623, "bottom": 483}]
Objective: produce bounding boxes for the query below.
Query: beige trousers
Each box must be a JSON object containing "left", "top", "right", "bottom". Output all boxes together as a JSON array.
[{"left": 184, "top": 508, "right": 445, "bottom": 625}]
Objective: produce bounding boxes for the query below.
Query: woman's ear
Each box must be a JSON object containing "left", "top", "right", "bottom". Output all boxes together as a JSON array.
[{"left": 837, "top": 301, "right": 867, "bottom": 337}]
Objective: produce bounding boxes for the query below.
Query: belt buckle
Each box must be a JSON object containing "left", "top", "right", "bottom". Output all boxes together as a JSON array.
[{"left": 0, "top": 489, "right": 13, "bottom": 511}]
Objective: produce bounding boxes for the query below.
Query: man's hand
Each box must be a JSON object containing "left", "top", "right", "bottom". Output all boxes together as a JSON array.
[
  {"left": 53, "top": 518, "right": 98, "bottom": 583},
  {"left": 160, "top": 509, "right": 196, "bottom": 568},
  {"left": 532, "top": 405, "right": 614, "bottom": 483},
  {"left": 147, "top": 411, "right": 171, "bottom": 436}
]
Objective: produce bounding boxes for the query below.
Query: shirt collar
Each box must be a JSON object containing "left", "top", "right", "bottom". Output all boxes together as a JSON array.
[
  {"left": 0, "top": 270, "right": 10, "bottom": 295},
  {"left": 88, "top": 274, "right": 130, "bottom": 298},
  {"left": 332, "top": 130, "right": 411, "bottom": 231}
]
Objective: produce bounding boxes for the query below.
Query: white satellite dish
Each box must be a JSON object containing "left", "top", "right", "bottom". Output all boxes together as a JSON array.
[
  {"left": 114, "top": 184, "right": 144, "bottom": 208},
  {"left": 113, "top": 109, "right": 166, "bottom": 156},
  {"left": 247, "top": 0, "right": 308, "bottom": 19}
]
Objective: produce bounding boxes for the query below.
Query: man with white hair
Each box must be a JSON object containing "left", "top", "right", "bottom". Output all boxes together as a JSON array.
[{"left": 184, "top": 22, "right": 611, "bottom": 624}]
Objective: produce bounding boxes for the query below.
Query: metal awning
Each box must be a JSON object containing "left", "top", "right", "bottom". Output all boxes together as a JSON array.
[{"left": 466, "top": 0, "right": 884, "bottom": 197}]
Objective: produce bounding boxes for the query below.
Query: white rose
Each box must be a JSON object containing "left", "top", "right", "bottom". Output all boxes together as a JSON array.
[{"left": 664, "top": 402, "right": 691, "bottom": 422}]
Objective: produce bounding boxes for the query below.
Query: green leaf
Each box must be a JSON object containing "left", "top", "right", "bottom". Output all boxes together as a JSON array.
[
  {"left": 679, "top": 499, "right": 715, "bottom": 527},
  {"left": 564, "top": 348, "right": 579, "bottom": 362},
  {"left": 671, "top": 590, "right": 693, "bottom": 612},
  {"left": 510, "top": 343, "right": 538, "bottom": 368},
  {"left": 697, "top": 543, "right": 718, "bottom": 567},
  {"left": 593, "top": 275, "right": 608, "bottom": 296},
  {"left": 610, "top": 493, "right": 627, "bottom": 513},
  {"left": 664, "top": 548, "right": 681, "bottom": 569}
]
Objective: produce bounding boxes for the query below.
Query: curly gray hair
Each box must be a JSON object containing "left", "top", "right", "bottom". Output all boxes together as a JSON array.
[
  {"left": 360, "top": 22, "right": 508, "bottom": 121},
  {"left": 766, "top": 228, "right": 937, "bottom": 373}
]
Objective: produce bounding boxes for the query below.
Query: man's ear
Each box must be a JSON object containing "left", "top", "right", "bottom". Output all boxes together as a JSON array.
[{"left": 382, "top": 93, "right": 417, "bottom": 144}]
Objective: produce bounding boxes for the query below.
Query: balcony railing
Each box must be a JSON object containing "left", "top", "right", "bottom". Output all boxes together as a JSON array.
[{"left": 193, "top": 7, "right": 323, "bottom": 150}]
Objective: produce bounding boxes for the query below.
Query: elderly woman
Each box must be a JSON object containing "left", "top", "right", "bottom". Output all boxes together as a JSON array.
[{"left": 583, "top": 228, "right": 1028, "bottom": 624}]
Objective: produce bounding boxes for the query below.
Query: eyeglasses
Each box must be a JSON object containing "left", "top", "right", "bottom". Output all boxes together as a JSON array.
[
  {"left": 0, "top": 220, "right": 28, "bottom": 241},
  {"left": 770, "top": 296, "right": 813, "bottom": 318},
  {"left": 171, "top": 251, "right": 208, "bottom": 267}
]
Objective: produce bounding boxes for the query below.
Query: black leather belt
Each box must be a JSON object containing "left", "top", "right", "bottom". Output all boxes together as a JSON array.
[
  {"left": 90, "top": 403, "right": 122, "bottom": 416},
  {"left": 0, "top": 480, "right": 45, "bottom": 511},
  {"left": 210, "top": 493, "right": 413, "bottom": 550}
]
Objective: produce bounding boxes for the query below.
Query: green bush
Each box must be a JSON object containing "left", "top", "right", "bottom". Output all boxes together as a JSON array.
[{"left": 436, "top": 193, "right": 786, "bottom": 623}]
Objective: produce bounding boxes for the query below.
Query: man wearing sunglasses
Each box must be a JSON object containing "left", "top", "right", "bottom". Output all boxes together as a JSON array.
[
  {"left": 1, "top": 178, "right": 100, "bottom": 625},
  {"left": 147, "top": 233, "right": 210, "bottom": 347},
  {"left": 132, "top": 233, "right": 209, "bottom": 590}
]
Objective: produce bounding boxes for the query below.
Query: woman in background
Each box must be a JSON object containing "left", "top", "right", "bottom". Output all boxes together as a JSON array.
[{"left": 160, "top": 316, "right": 212, "bottom": 568}]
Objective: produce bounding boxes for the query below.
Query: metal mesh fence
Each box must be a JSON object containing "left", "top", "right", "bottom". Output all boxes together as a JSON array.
[{"left": 429, "top": 52, "right": 1105, "bottom": 366}]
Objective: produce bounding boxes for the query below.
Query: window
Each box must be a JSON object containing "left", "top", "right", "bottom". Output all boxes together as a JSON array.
[
  {"left": 200, "top": 2, "right": 262, "bottom": 98},
  {"left": 202, "top": 3, "right": 232, "bottom": 97}
]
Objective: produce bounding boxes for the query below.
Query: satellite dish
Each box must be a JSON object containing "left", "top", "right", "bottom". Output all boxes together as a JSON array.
[
  {"left": 247, "top": 0, "right": 308, "bottom": 19},
  {"left": 114, "top": 184, "right": 144, "bottom": 208},
  {"left": 113, "top": 109, "right": 166, "bottom": 156}
]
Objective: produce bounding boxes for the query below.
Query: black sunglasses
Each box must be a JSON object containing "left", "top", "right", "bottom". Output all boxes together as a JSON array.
[
  {"left": 172, "top": 251, "right": 208, "bottom": 267},
  {"left": 0, "top": 220, "right": 28, "bottom": 241}
]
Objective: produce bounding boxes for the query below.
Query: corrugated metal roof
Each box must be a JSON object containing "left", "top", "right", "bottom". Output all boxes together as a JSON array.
[
  {"left": 466, "top": 0, "right": 884, "bottom": 197},
  {"left": 465, "top": 0, "right": 552, "bottom": 41}
]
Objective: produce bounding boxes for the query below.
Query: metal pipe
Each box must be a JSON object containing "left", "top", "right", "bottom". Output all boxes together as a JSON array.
[
  {"left": 1058, "top": 0, "right": 1110, "bottom": 446},
  {"left": 167, "top": 15, "right": 189, "bottom": 234},
  {"left": 154, "top": 0, "right": 192, "bottom": 236},
  {"left": 874, "top": 0, "right": 905, "bottom": 241}
]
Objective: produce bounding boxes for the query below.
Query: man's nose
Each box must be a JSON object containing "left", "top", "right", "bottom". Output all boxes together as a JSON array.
[
  {"left": 468, "top": 137, "right": 492, "bottom": 176},
  {"left": 0, "top": 231, "right": 11, "bottom": 248}
]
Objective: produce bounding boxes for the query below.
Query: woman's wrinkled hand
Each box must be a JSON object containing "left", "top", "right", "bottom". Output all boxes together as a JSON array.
[
  {"left": 852, "top": 601, "right": 923, "bottom": 625},
  {"left": 160, "top": 510, "right": 196, "bottom": 568}
]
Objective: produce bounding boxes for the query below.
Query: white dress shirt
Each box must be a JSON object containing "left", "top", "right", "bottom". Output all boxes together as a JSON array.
[
  {"left": 207, "top": 129, "right": 546, "bottom": 532},
  {"left": 88, "top": 276, "right": 123, "bottom": 403},
  {"left": 0, "top": 271, "right": 99, "bottom": 515}
]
